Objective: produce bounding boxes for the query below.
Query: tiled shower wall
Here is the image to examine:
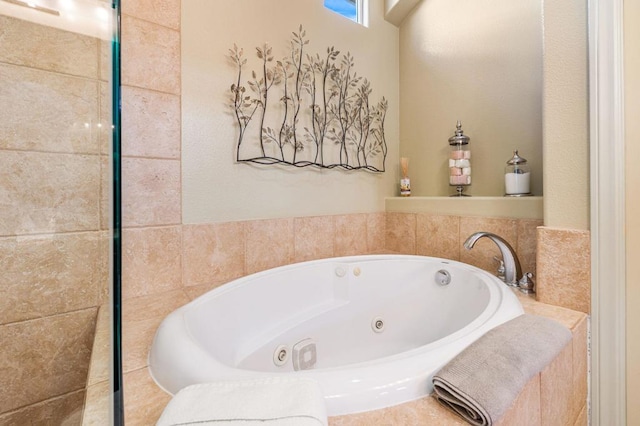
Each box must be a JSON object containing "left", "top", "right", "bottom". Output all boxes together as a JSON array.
[{"left": 0, "top": 15, "right": 109, "bottom": 424}]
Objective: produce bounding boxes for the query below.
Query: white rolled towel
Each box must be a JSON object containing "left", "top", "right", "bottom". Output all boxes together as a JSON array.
[{"left": 156, "top": 377, "right": 328, "bottom": 426}]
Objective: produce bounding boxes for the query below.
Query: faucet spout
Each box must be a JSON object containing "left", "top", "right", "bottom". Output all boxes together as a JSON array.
[{"left": 463, "top": 232, "right": 522, "bottom": 286}]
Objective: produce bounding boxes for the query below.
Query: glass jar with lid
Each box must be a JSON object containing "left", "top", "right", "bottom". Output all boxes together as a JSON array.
[
  {"left": 448, "top": 121, "right": 471, "bottom": 197},
  {"left": 504, "top": 150, "right": 531, "bottom": 196}
]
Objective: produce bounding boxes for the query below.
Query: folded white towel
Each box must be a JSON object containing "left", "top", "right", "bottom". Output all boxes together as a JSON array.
[{"left": 156, "top": 377, "right": 328, "bottom": 426}]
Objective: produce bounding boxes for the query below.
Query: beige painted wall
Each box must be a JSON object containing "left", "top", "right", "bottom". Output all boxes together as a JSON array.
[
  {"left": 399, "top": 0, "right": 543, "bottom": 197},
  {"left": 626, "top": 0, "right": 640, "bottom": 421},
  {"left": 182, "top": 0, "right": 399, "bottom": 224},
  {"left": 542, "top": 0, "right": 589, "bottom": 230}
]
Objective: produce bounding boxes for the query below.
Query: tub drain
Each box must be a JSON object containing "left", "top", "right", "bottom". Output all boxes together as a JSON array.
[
  {"left": 435, "top": 269, "right": 452, "bottom": 286},
  {"left": 273, "top": 345, "right": 289, "bottom": 367},
  {"left": 372, "top": 317, "right": 385, "bottom": 333}
]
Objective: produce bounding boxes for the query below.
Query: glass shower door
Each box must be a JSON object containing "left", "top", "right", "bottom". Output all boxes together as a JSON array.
[{"left": 0, "top": 0, "right": 121, "bottom": 424}]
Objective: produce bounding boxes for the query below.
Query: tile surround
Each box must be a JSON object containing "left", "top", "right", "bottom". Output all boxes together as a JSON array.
[
  {"left": 0, "top": 15, "right": 98, "bottom": 78},
  {"left": 294, "top": 216, "right": 335, "bottom": 262},
  {"left": 112, "top": 210, "right": 588, "bottom": 425},
  {"left": 183, "top": 222, "right": 245, "bottom": 288},
  {"left": 540, "top": 341, "right": 574, "bottom": 425},
  {"left": 83, "top": 380, "right": 111, "bottom": 426},
  {"left": 121, "top": 15, "right": 180, "bottom": 95},
  {"left": 0, "top": 389, "right": 85, "bottom": 426},
  {"left": 517, "top": 219, "right": 544, "bottom": 279},
  {"left": 122, "top": 289, "right": 190, "bottom": 373},
  {"left": 244, "top": 218, "right": 295, "bottom": 274},
  {"left": 0, "top": 232, "right": 101, "bottom": 325},
  {"left": 121, "top": 157, "right": 181, "bottom": 228},
  {"left": 536, "top": 227, "right": 591, "bottom": 313},
  {"left": 121, "top": 85, "right": 181, "bottom": 159},
  {"left": 365, "top": 212, "right": 386, "bottom": 253},
  {"left": 122, "top": 226, "right": 182, "bottom": 299},
  {"left": 416, "top": 213, "right": 460, "bottom": 259},
  {"left": 122, "top": 0, "right": 181, "bottom": 30},
  {"left": 334, "top": 214, "right": 369, "bottom": 257},
  {"left": 0, "top": 63, "right": 99, "bottom": 155},
  {"left": 123, "top": 368, "right": 172, "bottom": 426},
  {"left": 0, "top": 309, "right": 97, "bottom": 413},
  {"left": 386, "top": 213, "right": 543, "bottom": 279},
  {"left": 385, "top": 212, "right": 417, "bottom": 254},
  {"left": 0, "top": 151, "right": 100, "bottom": 236}
]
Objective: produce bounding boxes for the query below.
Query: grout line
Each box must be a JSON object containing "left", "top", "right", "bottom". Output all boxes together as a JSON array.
[{"left": 0, "top": 306, "right": 99, "bottom": 328}]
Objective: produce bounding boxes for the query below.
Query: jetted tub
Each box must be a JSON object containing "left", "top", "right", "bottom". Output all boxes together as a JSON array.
[{"left": 149, "top": 255, "right": 523, "bottom": 416}]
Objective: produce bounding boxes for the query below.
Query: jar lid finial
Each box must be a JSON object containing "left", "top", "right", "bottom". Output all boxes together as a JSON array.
[
  {"left": 448, "top": 120, "right": 470, "bottom": 145},
  {"left": 507, "top": 150, "right": 527, "bottom": 165}
]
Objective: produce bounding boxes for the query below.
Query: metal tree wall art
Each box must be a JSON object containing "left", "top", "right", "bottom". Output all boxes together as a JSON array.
[{"left": 229, "top": 26, "right": 388, "bottom": 172}]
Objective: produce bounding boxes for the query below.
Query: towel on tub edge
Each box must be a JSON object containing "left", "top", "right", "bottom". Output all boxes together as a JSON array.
[
  {"left": 432, "top": 313, "right": 572, "bottom": 426},
  {"left": 156, "top": 377, "right": 328, "bottom": 426}
]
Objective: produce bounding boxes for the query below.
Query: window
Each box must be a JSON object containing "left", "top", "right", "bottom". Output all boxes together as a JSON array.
[{"left": 324, "top": 0, "right": 363, "bottom": 24}]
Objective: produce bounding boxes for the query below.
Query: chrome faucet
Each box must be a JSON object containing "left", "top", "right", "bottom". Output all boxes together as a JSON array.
[{"left": 463, "top": 232, "right": 523, "bottom": 287}]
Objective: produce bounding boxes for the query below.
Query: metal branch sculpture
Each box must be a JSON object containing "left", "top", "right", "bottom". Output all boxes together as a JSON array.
[{"left": 228, "top": 26, "right": 387, "bottom": 172}]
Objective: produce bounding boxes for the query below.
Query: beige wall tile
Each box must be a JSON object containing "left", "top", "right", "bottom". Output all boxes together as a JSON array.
[
  {"left": 100, "top": 155, "right": 111, "bottom": 230},
  {"left": 519, "top": 294, "right": 586, "bottom": 331},
  {"left": 123, "top": 368, "right": 171, "bottom": 426},
  {"left": 0, "top": 64, "right": 100, "bottom": 154},
  {"left": 496, "top": 374, "right": 541, "bottom": 426},
  {"left": 183, "top": 283, "right": 223, "bottom": 300},
  {"left": 121, "top": 157, "right": 181, "bottom": 227},
  {"left": 574, "top": 405, "right": 587, "bottom": 426},
  {"left": 294, "top": 216, "right": 335, "bottom": 262},
  {"left": 183, "top": 222, "right": 245, "bottom": 287},
  {"left": 0, "top": 15, "right": 98, "bottom": 78},
  {"left": 245, "top": 219, "right": 294, "bottom": 274},
  {"left": 0, "top": 308, "right": 97, "bottom": 413},
  {"left": 334, "top": 214, "right": 369, "bottom": 257},
  {"left": 121, "top": 16, "right": 180, "bottom": 95},
  {"left": 87, "top": 306, "right": 111, "bottom": 387},
  {"left": 122, "top": 226, "right": 182, "bottom": 299},
  {"left": 121, "top": 86, "right": 181, "bottom": 159},
  {"left": 366, "top": 212, "right": 386, "bottom": 253},
  {"left": 0, "top": 232, "right": 101, "bottom": 325},
  {"left": 416, "top": 214, "right": 460, "bottom": 260},
  {"left": 83, "top": 380, "right": 111, "bottom": 426},
  {"left": 0, "top": 389, "right": 85, "bottom": 425},
  {"left": 0, "top": 151, "right": 100, "bottom": 236},
  {"left": 99, "top": 39, "right": 111, "bottom": 82},
  {"left": 385, "top": 212, "right": 417, "bottom": 254},
  {"left": 459, "top": 216, "right": 518, "bottom": 275},
  {"left": 122, "top": 289, "right": 189, "bottom": 373},
  {"left": 98, "top": 231, "right": 111, "bottom": 306},
  {"left": 99, "top": 82, "right": 112, "bottom": 155},
  {"left": 122, "top": 0, "right": 181, "bottom": 30},
  {"left": 536, "top": 227, "right": 590, "bottom": 313},
  {"left": 540, "top": 342, "right": 574, "bottom": 426},
  {"left": 329, "top": 394, "right": 467, "bottom": 425},
  {"left": 517, "top": 219, "right": 543, "bottom": 277},
  {"left": 572, "top": 316, "right": 588, "bottom": 421}
]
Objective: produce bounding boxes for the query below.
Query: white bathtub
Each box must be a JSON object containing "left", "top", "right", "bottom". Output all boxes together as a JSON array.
[{"left": 149, "top": 255, "right": 523, "bottom": 416}]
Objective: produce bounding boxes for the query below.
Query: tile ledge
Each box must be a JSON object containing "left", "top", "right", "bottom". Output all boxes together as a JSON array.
[{"left": 385, "top": 196, "right": 544, "bottom": 220}]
